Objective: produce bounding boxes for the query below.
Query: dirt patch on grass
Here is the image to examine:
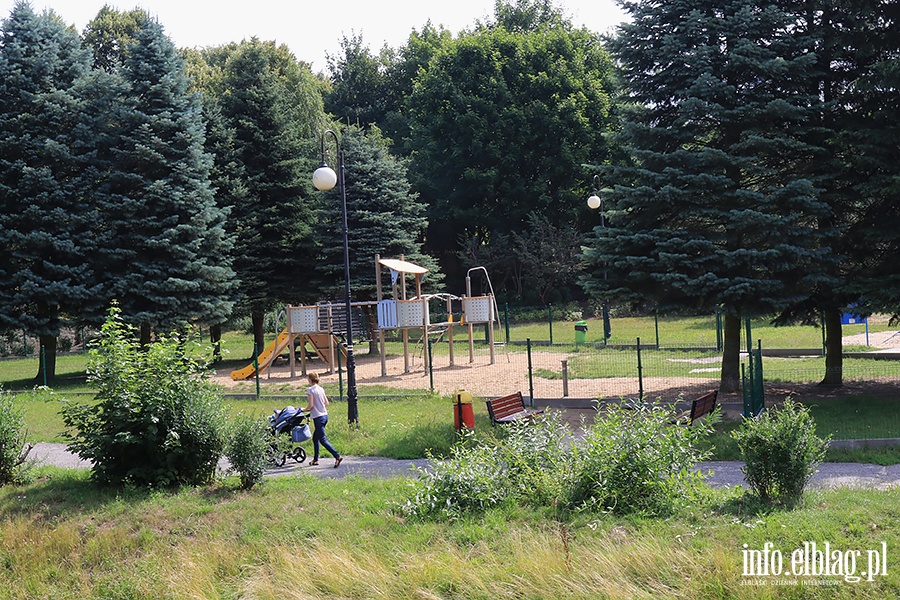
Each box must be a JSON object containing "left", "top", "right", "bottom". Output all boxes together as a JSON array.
[
  {"left": 211, "top": 330, "right": 899, "bottom": 402},
  {"left": 212, "top": 348, "right": 718, "bottom": 402}
]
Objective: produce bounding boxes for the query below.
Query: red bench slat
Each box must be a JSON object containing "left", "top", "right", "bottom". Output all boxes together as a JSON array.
[
  {"left": 486, "top": 392, "right": 544, "bottom": 425},
  {"left": 673, "top": 391, "right": 718, "bottom": 426}
]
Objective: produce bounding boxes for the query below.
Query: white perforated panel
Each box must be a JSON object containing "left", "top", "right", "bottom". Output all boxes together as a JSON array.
[
  {"left": 463, "top": 296, "right": 493, "bottom": 324},
  {"left": 289, "top": 306, "right": 320, "bottom": 333},
  {"left": 396, "top": 299, "right": 429, "bottom": 328}
]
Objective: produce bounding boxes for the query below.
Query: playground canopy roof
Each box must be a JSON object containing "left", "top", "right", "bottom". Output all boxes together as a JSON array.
[{"left": 378, "top": 258, "right": 428, "bottom": 275}]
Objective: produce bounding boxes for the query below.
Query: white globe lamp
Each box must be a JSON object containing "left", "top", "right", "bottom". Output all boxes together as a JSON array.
[{"left": 313, "top": 164, "right": 338, "bottom": 191}]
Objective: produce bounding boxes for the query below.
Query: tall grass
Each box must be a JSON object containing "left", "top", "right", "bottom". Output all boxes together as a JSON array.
[{"left": 1, "top": 469, "right": 898, "bottom": 598}]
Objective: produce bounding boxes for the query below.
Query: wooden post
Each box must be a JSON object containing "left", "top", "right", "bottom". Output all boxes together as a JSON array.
[
  {"left": 300, "top": 333, "right": 308, "bottom": 375},
  {"left": 288, "top": 306, "right": 297, "bottom": 378},
  {"left": 447, "top": 295, "right": 455, "bottom": 366},
  {"left": 401, "top": 255, "right": 410, "bottom": 373},
  {"left": 375, "top": 254, "right": 387, "bottom": 377},
  {"left": 327, "top": 305, "right": 336, "bottom": 374},
  {"left": 489, "top": 306, "right": 495, "bottom": 364}
]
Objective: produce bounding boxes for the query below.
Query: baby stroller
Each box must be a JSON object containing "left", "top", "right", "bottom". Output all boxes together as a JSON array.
[{"left": 267, "top": 406, "right": 311, "bottom": 466}]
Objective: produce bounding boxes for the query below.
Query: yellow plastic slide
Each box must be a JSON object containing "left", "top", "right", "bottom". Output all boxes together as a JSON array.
[{"left": 230, "top": 329, "right": 295, "bottom": 381}]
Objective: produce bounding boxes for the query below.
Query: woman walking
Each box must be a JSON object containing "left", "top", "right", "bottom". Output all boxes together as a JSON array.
[{"left": 303, "top": 372, "right": 342, "bottom": 467}]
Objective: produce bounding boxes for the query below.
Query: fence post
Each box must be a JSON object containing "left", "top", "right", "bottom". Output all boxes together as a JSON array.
[
  {"left": 636, "top": 337, "right": 644, "bottom": 401},
  {"left": 755, "top": 340, "right": 764, "bottom": 414},
  {"left": 41, "top": 346, "right": 47, "bottom": 387},
  {"left": 744, "top": 316, "right": 753, "bottom": 355},
  {"left": 741, "top": 341, "right": 765, "bottom": 417},
  {"left": 527, "top": 338, "right": 535, "bottom": 406},
  {"left": 716, "top": 308, "right": 723, "bottom": 351},
  {"left": 602, "top": 302, "right": 612, "bottom": 343},
  {"left": 741, "top": 362, "right": 748, "bottom": 416},
  {"left": 428, "top": 339, "right": 434, "bottom": 393},
  {"left": 654, "top": 313, "right": 660, "bottom": 349},
  {"left": 821, "top": 312, "right": 826, "bottom": 355},
  {"left": 504, "top": 303, "right": 510, "bottom": 344},
  {"left": 548, "top": 304, "right": 553, "bottom": 345},
  {"left": 561, "top": 359, "right": 569, "bottom": 397}
]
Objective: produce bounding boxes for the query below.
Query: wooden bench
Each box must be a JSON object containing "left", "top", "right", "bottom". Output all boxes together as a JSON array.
[
  {"left": 673, "top": 390, "right": 718, "bottom": 426},
  {"left": 486, "top": 392, "right": 544, "bottom": 425}
]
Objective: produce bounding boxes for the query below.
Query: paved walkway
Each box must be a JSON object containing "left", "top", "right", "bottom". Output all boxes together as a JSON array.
[{"left": 27, "top": 443, "right": 900, "bottom": 489}]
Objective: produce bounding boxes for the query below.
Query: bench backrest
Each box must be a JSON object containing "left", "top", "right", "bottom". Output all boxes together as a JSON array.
[
  {"left": 487, "top": 392, "right": 526, "bottom": 421},
  {"left": 689, "top": 391, "right": 718, "bottom": 423}
]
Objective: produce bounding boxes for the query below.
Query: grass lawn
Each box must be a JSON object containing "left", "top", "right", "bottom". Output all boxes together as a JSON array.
[
  {"left": 1, "top": 469, "right": 897, "bottom": 598},
  {"left": 12, "top": 385, "right": 900, "bottom": 465},
  {"left": 3, "top": 317, "right": 898, "bottom": 598},
  {"left": 4, "top": 316, "right": 898, "bottom": 462},
  {"left": 506, "top": 314, "right": 893, "bottom": 349},
  {"left": 12, "top": 387, "right": 491, "bottom": 458}
]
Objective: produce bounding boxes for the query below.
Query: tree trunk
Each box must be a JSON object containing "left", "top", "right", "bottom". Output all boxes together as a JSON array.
[
  {"left": 140, "top": 322, "right": 152, "bottom": 348},
  {"left": 820, "top": 307, "right": 843, "bottom": 386},
  {"left": 719, "top": 312, "right": 742, "bottom": 394},
  {"left": 251, "top": 312, "right": 265, "bottom": 359},
  {"left": 362, "top": 305, "right": 379, "bottom": 354},
  {"left": 35, "top": 334, "right": 57, "bottom": 384},
  {"left": 210, "top": 323, "right": 223, "bottom": 363}
]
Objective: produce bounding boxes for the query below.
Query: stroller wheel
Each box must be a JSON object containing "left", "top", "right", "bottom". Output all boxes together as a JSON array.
[
  {"left": 292, "top": 447, "right": 307, "bottom": 463},
  {"left": 267, "top": 443, "right": 287, "bottom": 467}
]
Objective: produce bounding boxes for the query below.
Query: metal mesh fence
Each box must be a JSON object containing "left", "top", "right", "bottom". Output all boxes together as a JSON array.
[{"left": 343, "top": 337, "right": 899, "bottom": 405}]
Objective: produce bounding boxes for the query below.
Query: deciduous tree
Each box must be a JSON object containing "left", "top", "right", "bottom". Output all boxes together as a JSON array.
[{"left": 407, "top": 4, "right": 616, "bottom": 290}]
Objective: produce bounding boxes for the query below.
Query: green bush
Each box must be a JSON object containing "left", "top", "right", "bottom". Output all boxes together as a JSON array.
[
  {"left": 569, "top": 401, "right": 714, "bottom": 515},
  {"left": 508, "top": 303, "right": 583, "bottom": 324},
  {"left": 0, "top": 390, "right": 32, "bottom": 484},
  {"left": 400, "top": 405, "right": 715, "bottom": 519},
  {"left": 399, "top": 412, "right": 572, "bottom": 519},
  {"left": 226, "top": 414, "right": 271, "bottom": 489},
  {"left": 732, "top": 398, "right": 829, "bottom": 506},
  {"left": 63, "top": 307, "right": 227, "bottom": 487}
]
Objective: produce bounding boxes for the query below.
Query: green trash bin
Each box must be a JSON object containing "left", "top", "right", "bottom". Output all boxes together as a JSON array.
[{"left": 575, "top": 320, "right": 588, "bottom": 344}]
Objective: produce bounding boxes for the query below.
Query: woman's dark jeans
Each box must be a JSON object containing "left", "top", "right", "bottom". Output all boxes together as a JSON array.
[{"left": 312, "top": 415, "right": 339, "bottom": 460}]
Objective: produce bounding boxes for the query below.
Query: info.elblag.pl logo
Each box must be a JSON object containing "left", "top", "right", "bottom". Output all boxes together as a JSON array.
[{"left": 742, "top": 541, "right": 888, "bottom": 585}]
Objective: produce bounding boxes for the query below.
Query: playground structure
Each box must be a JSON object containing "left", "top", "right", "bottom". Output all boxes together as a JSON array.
[
  {"left": 229, "top": 308, "right": 349, "bottom": 381},
  {"left": 230, "top": 255, "right": 501, "bottom": 381}
]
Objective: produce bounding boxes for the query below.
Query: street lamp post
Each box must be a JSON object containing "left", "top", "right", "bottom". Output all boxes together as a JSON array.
[
  {"left": 587, "top": 175, "right": 606, "bottom": 227},
  {"left": 313, "top": 130, "right": 359, "bottom": 425},
  {"left": 588, "top": 175, "right": 612, "bottom": 340}
]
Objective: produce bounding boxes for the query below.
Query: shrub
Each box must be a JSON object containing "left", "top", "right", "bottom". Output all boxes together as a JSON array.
[
  {"left": 399, "top": 404, "right": 715, "bottom": 519},
  {"left": 732, "top": 398, "right": 829, "bottom": 506},
  {"left": 399, "top": 412, "right": 572, "bottom": 519},
  {"left": 226, "top": 414, "right": 271, "bottom": 489},
  {"left": 507, "top": 302, "right": 584, "bottom": 324},
  {"left": 63, "top": 307, "right": 227, "bottom": 487},
  {"left": 569, "top": 401, "right": 714, "bottom": 515},
  {"left": 0, "top": 390, "right": 32, "bottom": 485},
  {"left": 493, "top": 411, "right": 573, "bottom": 507},
  {"left": 58, "top": 336, "right": 73, "bottom": 353}
]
